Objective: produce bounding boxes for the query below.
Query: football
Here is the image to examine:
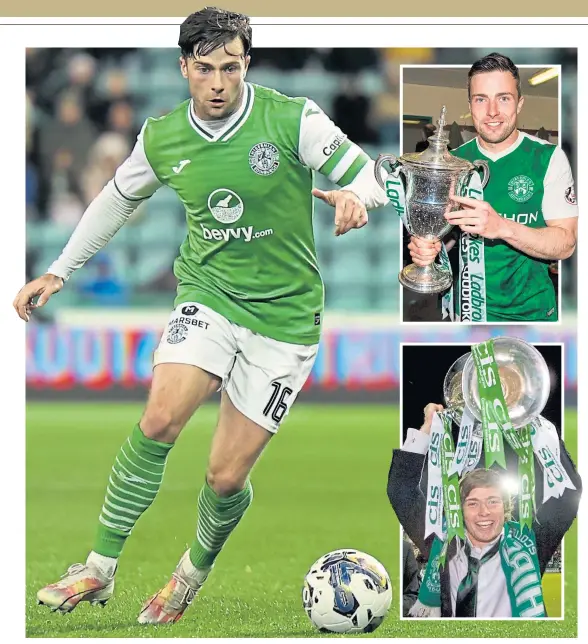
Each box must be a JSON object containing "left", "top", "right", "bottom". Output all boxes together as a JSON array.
[{"left": 302, "top": 549, "right": 392, "bottom": 634}]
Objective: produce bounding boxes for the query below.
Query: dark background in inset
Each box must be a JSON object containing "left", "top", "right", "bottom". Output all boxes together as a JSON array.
[{"left": 401, "top": 344, "right": 562, "bottom": 440}]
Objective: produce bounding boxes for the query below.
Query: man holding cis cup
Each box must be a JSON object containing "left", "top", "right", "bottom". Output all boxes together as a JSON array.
[{"left": 388, "top": 338, "right": 581, "bottom": 618}]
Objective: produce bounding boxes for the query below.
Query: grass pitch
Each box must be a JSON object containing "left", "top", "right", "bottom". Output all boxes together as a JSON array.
[{"left": 26, "top": 403, "right": 577, "bottom": 637}]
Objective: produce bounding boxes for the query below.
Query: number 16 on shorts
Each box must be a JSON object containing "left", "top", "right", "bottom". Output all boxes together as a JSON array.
[{"left": 263, "top": 382, "right": 294, "bottom": 425}]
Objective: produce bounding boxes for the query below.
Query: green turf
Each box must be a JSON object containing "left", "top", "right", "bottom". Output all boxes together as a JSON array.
[
  {"left": 26, "top": 403, "right": 577, "bottom": 637},
  {"left": 542, "top": 573, "right": 562, "bottom": 618}
]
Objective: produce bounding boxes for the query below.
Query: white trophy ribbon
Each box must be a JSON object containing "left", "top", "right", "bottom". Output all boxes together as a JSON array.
[
  {"left": 425, "top": 413, "right": 446, "bottom": 540},
  {"left": 530, "top": 416, "right": 576, "bottom": 502},
  {"left": 448, "top": 406, "right": 477, "bottom": 477},
  {"left": 462, "top": 422, "right": 484, "bottom": 475}
]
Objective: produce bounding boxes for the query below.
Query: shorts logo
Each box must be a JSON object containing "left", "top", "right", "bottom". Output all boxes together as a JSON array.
[
  {"left": 167, "top": 322, "right": 188, "bottom": 344},
  {"left": 208, "top": 189, "right": 244, "bottom": 223},
  {"left": 181, "top": 304, "right": 198, "bottom": 316},
  {"left": 565, "top": 185, "right": 577, "bottom": 205},
  {"left": 249, "top": 142, "right": 280, "bottom": 176},
  {"left": 508, "top": 175, "right": 534, "bottom": 203}
]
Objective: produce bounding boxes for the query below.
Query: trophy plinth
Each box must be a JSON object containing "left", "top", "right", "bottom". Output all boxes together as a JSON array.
[{"left": 399, "top": 262, "right": 453, "bottom": 294}]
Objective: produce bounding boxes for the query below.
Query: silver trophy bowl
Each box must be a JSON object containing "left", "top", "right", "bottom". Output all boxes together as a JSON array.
[
  {"left": 442, "top": 352, "right": 471, "bottom": 425},
  {"left": 461, "top": 337, "right": 550, "bottom": 429},
  {"left": 374, "top": 106, "right": 489, "bottom": 294}
]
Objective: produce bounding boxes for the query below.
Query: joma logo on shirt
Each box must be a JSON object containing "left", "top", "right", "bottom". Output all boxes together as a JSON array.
[{"left": 500, "top": 211, "right": 539, "bottom": 225}]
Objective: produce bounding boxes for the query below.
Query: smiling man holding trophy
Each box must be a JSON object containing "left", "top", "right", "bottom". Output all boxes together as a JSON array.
[
  {"left": 387, "top": 338, "right": 582, "bottom": 618},
  {"left": 380, "top": 53, "right": 578, "bottom": 323}
]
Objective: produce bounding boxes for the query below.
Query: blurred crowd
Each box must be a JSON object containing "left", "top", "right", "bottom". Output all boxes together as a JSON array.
[{"left": 26, "top": 49, "right": 142, "bottom": 225}]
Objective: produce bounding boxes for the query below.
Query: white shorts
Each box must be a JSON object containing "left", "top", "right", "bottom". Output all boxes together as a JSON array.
[{"left": 153, "top": 302, "right": 319, "bottom": 433}]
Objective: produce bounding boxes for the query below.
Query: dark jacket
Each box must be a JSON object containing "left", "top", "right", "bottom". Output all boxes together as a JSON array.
[
  {"left": 387, "top": 436, "right": 582, "bottom": 617},
  {"left": 402, "top": 539, "right": 421, "bottom": 616}
]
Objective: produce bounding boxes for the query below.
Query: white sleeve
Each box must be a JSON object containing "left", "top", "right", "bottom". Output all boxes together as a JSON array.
[
  {"left": 114, "top": 120, "right": 162, "bottom": 199},
  {"left": 402, "top": 427, "right": 431, "bottom": 454},
  {"left": 343, "top": 159, "right": 390, "bottom": 210},
  {"left": 46, "top": 181, "right": 144, "bottom": 281},
  {"left": 298, "top": 99, "right": 389, "bottom": 209},
  {"left": 542, "top": 146, "right": 578, "bottom": 221}
]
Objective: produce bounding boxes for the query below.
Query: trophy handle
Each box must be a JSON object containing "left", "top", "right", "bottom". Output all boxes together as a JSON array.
[
  {"left": 374, "top": 153, "right": 402, "bottom": 191},
  {"left": 472, "top": 159, "right": 490, "bottom": 189}
]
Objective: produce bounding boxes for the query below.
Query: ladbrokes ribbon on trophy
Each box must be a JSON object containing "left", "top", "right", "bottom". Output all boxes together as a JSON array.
[
  {"left": 456, "top": 171, "right": 487, "bottom": 322},
  {"left": 442, "top": 170, "right": 486, "bottom": 321},
  {"left": 383, "top": 169, "right": 408, "bottom": 229}
]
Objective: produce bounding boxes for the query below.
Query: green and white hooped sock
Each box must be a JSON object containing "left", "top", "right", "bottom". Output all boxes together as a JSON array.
[
  {"left": 93, "top": 424, "right": 174, "bottom": 559},
  {"left": 189, "top": 479, "right": 253, "bottom": 570}
]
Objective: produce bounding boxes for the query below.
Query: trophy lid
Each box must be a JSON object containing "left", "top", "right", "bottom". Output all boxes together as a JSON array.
[{"left": 401, "top": 106, "right": 474, "bottom": 171}]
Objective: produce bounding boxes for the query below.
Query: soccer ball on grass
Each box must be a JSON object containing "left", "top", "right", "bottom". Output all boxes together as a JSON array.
[{"left": 302, "top": 548, "right": 392, "bottom": 634}]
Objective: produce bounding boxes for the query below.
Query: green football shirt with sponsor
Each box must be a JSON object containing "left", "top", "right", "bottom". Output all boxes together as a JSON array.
[
  {"left": 113, "top": 83, "right": 372, "bottom": 344},
  {"left": 451, "top": 132, "right": 577, "bottom": 321}
]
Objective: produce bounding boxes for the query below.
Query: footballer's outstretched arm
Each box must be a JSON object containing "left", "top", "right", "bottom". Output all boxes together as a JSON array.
[
  {"left": 298, "top": 99, "right": 389, "bottom": 235},
  {"left": 13, "top": 123, "right": 162, "bottom": 321}
]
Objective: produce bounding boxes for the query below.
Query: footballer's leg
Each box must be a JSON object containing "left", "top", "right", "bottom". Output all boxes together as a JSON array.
[
  {"left": 36, "top": 303, "right": 234, "bottom": 614},
  {"left": 137, "top": 330, "right": 318, "bottom": 624},
  {"left": 137, "top": 392, "right": 272, "bottom": 624}
]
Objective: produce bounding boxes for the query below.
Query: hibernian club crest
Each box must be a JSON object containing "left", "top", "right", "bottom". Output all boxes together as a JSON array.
[
  {"left": 508, "top": 175, "right": 535, "bottom": 203},
  {"left": 249, "top": 142, "right": 280, "bottom": 176}
]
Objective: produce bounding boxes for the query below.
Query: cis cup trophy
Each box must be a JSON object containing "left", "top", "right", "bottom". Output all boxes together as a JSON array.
[
  {"left": 374, "top": 106, "right": 490, "bottom": 294},
  {"left": 442, "top": 337, "right": 550, "bottom": 429}
]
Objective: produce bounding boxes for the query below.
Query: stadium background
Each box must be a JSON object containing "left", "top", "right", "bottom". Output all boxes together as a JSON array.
[{"left": 25, "top": 46, "right": 577, "bottom": 637}]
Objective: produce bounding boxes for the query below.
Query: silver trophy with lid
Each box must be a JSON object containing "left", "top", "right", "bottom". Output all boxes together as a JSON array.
[{"left": 375, "top": 106, "right": 490, "bottom": 294}]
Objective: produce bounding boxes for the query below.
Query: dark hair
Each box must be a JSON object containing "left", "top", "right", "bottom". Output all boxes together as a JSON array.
[
  {"left": 178, "top": 6, "right": 252, "bottom": 59},
  {"left": 467, "top": 52, "right": 521, "bottom": 100}
]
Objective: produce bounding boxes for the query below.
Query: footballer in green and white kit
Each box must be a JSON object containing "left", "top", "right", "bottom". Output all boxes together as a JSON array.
[
  {"left": 452, "top": 131, "right": 577, "bottom": 321},
  {"left": 17, "top": 7, "right": 390, "bottom": 625},
  {"left": 408, "top": 52, "right": 578, "bottom": 322},
  {"left": 112, "top": 80, "right": 378, "bottom": 429}
]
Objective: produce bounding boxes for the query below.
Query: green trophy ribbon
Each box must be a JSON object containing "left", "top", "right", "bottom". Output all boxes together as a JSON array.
[
  {"left": 439, "top": 413, "right": 465, "bottom": 566},
  {"left": 471, "top": 339, "right": 526, "bottom": 468},
  {"left": 517, "top": 425, "right": 536, "bottom": 529},
  {"left": 472, "top": 339, "right": 538, "bottom": 530}
]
